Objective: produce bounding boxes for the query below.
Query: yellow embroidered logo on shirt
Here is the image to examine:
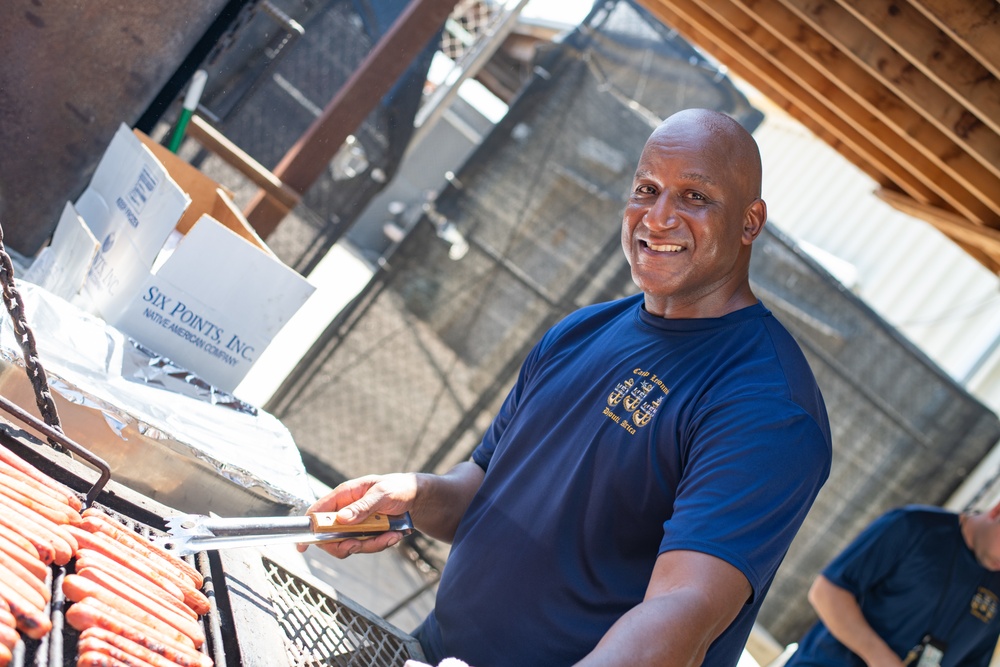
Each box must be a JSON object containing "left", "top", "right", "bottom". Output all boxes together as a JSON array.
[
  {"left": 971, "top": 586, "right": 998, "bottom": 623},
  {"left": 604, "top": 368, "right": 668, "bottom": 433}
]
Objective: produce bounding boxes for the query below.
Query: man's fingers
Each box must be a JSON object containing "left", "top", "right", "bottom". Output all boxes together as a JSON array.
[{"left": 313, "top": 532, "right": 403, "bottom": 559}]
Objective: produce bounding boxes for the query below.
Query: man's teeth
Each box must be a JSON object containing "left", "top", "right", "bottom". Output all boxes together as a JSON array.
[{"left": 648, "top": 243, "right": 682, "bottom": 252}]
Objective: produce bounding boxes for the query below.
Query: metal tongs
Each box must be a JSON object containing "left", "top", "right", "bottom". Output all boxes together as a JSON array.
[{"left": 158, "top": 511, "right": 414, "bottom": 556}]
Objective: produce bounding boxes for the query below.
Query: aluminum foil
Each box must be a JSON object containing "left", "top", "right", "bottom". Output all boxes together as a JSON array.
[{"left": 0, "top": 280, "right": 315, "bottom": 516}]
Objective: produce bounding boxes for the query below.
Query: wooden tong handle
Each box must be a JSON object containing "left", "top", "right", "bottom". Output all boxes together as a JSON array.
[{"left": 309, "top": 512, "right": 390, "bottom": 534}]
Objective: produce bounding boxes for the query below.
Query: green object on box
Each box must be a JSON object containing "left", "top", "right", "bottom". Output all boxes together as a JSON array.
[{"left": 168, "top": 107, "right": 194, "bottom": 153}]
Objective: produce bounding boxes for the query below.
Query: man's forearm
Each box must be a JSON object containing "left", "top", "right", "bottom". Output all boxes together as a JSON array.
[
  {"left": 411, "top": 461, "right": 484, "bottom": 543},
  {"left": 808, "top": 576, "right": 904, "bottom": 667},
  {"left": 574, "top": 589, "right": 719, "bottom": 667},
  {"left": 575, "top": 550, "right": 750, "bottom": 667}
]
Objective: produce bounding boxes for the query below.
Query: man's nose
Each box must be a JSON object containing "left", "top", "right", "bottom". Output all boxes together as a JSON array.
[{"left": 644, "top": 194, "right": 678, "bottom": 229}]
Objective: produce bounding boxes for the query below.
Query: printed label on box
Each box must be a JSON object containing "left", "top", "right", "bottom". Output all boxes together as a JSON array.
[
  {"left": 75, "top": 124, "right": 190, "bottom": 322},
  {"left": 113, "top": 216, "right": 315, "bottom": 392}
]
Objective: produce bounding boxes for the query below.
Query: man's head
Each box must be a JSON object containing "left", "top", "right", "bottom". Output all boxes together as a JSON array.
[
  {"left": 964, "top": 502, "right": 1000, "bottom": 571},
  {"left": 621, "top": 108, "right": 767, "bottom": 319}
]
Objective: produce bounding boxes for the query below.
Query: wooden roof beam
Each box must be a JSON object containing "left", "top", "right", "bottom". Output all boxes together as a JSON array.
[
  {"left": 647, "top": 2, "right": 933, "bottom": 202},
  {"left": 756, "top": 0, "right": 1000, "bottom": 222},
  {"left": 836, "top": 0, "right": 1000, "bottom": 137},
  {"left": 909, "top": 0, "right": 1000, "bottom": 80},
  {"left": 683, "top": 0, "right": 996, "bottom": 223},
  {"left": 775, "top": 0, "right": 1000, "bottom": 186},
  {"left": 877, "top": 187, "right": 1000, "bottom": 274},
  {"left": 636, "top": 4, "right": 886, "bottom": 186}
]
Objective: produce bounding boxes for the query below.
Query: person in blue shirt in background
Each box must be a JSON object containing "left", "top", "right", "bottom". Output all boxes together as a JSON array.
[
  {"left": 786, "top": 503, "right": 1000, "bottom": 667},
  {"left": 300, "top": 108, "right": 832, "bottom": 667}
]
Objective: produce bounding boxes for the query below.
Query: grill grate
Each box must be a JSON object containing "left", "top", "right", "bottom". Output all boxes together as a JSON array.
[
  {"left": 9, "top": 505, "right": 225, "bottom": 667},
  {"left": 263, "top": 557, "right": 421, "bottom": 667},
  {"left": 2, "top": 424, "right": 422, "bottom": 667}
]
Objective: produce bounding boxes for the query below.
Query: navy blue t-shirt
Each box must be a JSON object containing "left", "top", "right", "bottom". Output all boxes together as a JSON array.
[
  {"left": 788, "top": 506, "right": 1000, "bottom": 667},
  {"left": 418, "top": 294, "right": 832, "bottom": 666}
]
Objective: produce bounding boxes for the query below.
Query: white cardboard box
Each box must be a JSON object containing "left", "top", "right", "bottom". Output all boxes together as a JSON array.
[
  {"left": 64, "top": 123, "right": 315, "bottom": 392},
  {"left": 22, "top": 202, "right": 100, "bottom": 301}
]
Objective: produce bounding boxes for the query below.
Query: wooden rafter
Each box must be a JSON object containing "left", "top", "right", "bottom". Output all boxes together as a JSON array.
[
  {"left": 909, "top": 0, "right": 1000, "bottom": 80},
  {"left": 636, "top": 0, "right": 1000, "bottom": 275}
]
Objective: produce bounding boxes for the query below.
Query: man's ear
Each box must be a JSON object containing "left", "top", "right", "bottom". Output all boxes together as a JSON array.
[{"left": 742, "top": 198, "right": 767, "bottom": 245}]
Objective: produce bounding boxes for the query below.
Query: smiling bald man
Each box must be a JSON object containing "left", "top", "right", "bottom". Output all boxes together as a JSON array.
[{"left": 302, "top": 108, "right": 833, "bottom": 667}]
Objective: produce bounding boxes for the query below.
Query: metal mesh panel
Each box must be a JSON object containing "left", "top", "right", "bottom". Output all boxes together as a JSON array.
[{"left": 263, "top": 557, "right": 422, "bottom": 665}]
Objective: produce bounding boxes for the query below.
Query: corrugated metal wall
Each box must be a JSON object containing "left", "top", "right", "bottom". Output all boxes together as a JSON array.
[{"left": 750, "top": 97, "right": 1000, "bottom": 416}]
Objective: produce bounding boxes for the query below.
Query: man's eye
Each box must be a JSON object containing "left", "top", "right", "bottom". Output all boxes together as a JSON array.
[
  {"left": 635, "top": 185, "right": 655, "bottom": 195},
  {"left": 687, "top": 192, "right": 706, "bottom": 201}
]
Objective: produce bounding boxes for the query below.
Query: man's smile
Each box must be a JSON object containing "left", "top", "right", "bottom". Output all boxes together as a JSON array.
[{"left": 643, "top": 241, "right": 684, "bottom": 253}]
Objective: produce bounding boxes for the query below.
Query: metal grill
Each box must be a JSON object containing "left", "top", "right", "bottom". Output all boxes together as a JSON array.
[
  {"left": 0, "top": 421, "right": 422, "bottom": 667},
  {"left": 263, "top": 557, "right": 422, "bottom": 666},
  {"left": 3, "top": 498, "right": 226, "bottom": 667}
]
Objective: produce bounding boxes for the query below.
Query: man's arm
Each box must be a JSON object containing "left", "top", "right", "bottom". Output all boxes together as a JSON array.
[
  {"left": 574, "top": 550, "right": 751, "bottom": 667},
  {"left": 807, "top": 575, "right": 904, "bottom": 667},
  {"left": 303, "top": 461, "right": 485, "bottom": 557}
]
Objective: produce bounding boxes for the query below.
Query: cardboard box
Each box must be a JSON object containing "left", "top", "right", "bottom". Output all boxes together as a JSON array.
[
  {"left": 64, "top": 123, "right": 315, "bottom": 392},
  {"left": 21, "top": 202, "right": 100, "bottom": 301}
]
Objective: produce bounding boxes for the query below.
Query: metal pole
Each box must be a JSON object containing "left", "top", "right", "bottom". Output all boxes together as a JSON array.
[
  {"left": 407, "top": 0, "right": 532, "bottom": 151},
  {"left": 243, "top": 0, "right": 461, "bottom": 237}
]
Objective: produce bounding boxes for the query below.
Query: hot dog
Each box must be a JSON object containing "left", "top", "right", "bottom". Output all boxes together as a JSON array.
[
  {"left": 80, "top": 626, "right": 208, "bottom": 667},
  {"left": 0, "top": 497, "right": 74, "bottom": 565},
  {"left": 0, "top": 458, "right": 79, "bottom": 512},
  {"left": 62, "top": 575, "right": 202, "bottom": 649},
  {"left": 0, "top": 601, "right": 20, "bottom": 667},
  {"left": 75, "top": 549, "right": 190, "bottom": 614},
  {"left": 0, "top": 576, "right": 51, "bottom": 639},
  {"left": 0, "top": 533, "right": 46, "bottom": 581},
  {"left": 66, "top": 599, "right": 212, "bottom": 667},
  {"left": 75, "top": 565, "right": 200, "bottom": 631},
  {"left": 68, "top": 530, "right": 189, "bottom": 596},
  {"left": 77, "top": 635, "right": 160, "bottom": 667},
  {"left": 0, "top": 549, "right": 48, "bottom": 602},
  {"left": 0, "top": 446, "right": 81, "bottom": 510},
  {"left": 81, "top": 511, "right": 203, "bottom": 589},
  {"left": 66, "top": 527, "right": 209, "bottom": 615},
  {"left": 76, "top": 650, "right": 133, "bottom": 667},
  {"left": 0, "top": 475, "right": 80, "bottom": 525},
  {"left": 0, "top": 511, "right": 57, "bottom": 564},
  {"left": 0, "top": 561, "right": 47, "bottom": 611},
  {"left": 80, "top": 628, "right": 197, "bottom": 667},
  {"left": 0, "top": 491, "right": 78, "bottom": 554},
  {"left": 0, "top": 601, "right": 18, "bottom": 650},
  {"left": 0, "top": 598, "right": 16, "bottom": 627}
]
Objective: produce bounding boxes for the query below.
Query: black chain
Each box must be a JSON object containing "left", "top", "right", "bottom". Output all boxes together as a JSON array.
[{"left": 0, "top": 223, "right": 63, "bottom": 437}]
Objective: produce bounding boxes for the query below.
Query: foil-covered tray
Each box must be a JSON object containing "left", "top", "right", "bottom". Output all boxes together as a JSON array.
[{"left": 0, "top": 280, "right": 314, "bottom": 516}]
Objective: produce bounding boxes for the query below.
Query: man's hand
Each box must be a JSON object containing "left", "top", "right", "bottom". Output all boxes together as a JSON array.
[
  {"left": 300, "top": 472, "right": 420, "bottom": 558},
  {"left": 299, "top": 461, "right": 485, "bottom": 558}
]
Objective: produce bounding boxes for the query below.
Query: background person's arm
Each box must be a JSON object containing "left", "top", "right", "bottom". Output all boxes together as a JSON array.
[
  {"left": 574, "top": 550, "right": 751, "bottom": 667},
  {"left": 807, "top": 574, "right": 905, "bottom": 667}
]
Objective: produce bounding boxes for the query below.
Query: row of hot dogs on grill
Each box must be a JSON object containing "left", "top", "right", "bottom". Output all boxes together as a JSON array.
[{"left": 0, "top": 445, "right": 214, "bottom": 667}]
